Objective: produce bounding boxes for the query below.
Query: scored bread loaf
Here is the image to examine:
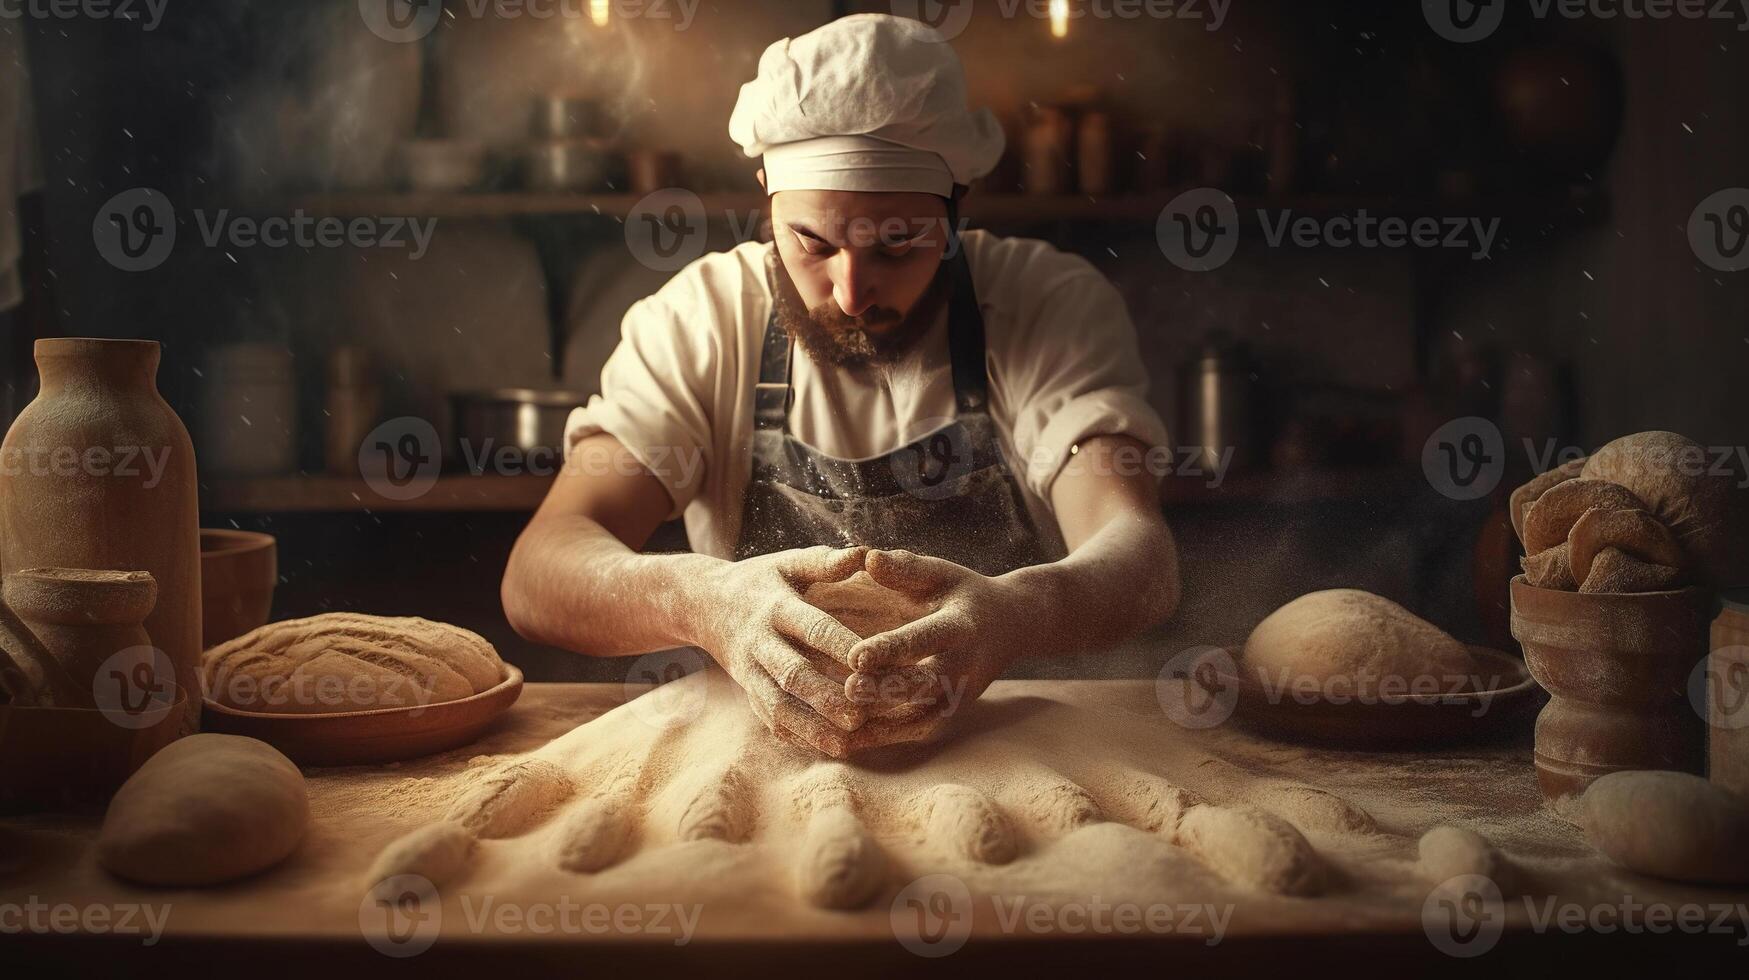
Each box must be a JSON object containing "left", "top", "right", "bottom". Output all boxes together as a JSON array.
[{"left": 201, "top": 613, "right": 504, "bottom": 714}]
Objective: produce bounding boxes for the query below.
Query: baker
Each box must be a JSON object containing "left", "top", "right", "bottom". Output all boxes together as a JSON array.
[{"left": 504, "top": 14, "right": 1180, "bottom": 757}]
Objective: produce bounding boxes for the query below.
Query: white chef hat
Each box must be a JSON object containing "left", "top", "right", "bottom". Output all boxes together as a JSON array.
[{"left": 729, "top": 14, "right": 1006, "bottom": 198}]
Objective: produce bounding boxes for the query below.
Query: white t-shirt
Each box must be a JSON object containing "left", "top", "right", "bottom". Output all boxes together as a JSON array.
[{"left": 564, "top": 230, "right": 1168, "bottom": 559}]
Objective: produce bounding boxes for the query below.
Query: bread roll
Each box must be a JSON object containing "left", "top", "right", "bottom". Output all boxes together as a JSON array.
[
  {"left": 1579, "top": 548, "right": 1684, "bottom": 595},
  {"left": 202, "top": 613, "right": 504, "bottom": 714},
  {"left": 1567, "top": 507, "right": 1685, "bottom": 585},
  {"left": 1521, "top": 541, "right": 1577, "bottom": 591},
  {"left": 1583, "top": 431, "right": 1749, "bottom": 587},
  {"left": 1243, "top": 590, "right": 1475, "bottom": 696},
  {"left": 99, "top": 734, "right": 307, "bottom": 886},
  {"left": 1509, "top": 457, "right": 1587, "bottom": 545},
  {"left": 1520, "top": 479, "right": 1645, "bottom": 555}
]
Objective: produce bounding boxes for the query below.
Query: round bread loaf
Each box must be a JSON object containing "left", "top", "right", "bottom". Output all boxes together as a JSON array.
[
  {"left": 202, "top": 613, "right": 504, "bottom": 714},
  {"left": 1582, "top": 431, "right": 1748, "bottom": 587},
  {"left": 1243, "top": 590, "right": 1475, "bottom": 697}
]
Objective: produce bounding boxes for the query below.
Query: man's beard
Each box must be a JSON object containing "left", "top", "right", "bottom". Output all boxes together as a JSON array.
[{"left": 768, "top": 251, "right": 950, "bottom": 368}]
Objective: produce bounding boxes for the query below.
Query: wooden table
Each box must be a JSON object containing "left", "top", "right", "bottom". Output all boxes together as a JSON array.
[{"left": 4, "top": 680, "right": 1745, "bottom": 975}]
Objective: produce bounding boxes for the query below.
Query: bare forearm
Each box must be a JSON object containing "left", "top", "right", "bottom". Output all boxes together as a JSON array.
[
  {"left": 1002, "top": 511, "right": 1180, "bottom": 658},
  {"left": 502, "top": 514, "right": 726, "bottom": 657}
]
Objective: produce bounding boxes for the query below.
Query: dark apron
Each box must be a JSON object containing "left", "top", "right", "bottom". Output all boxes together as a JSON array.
[{"left": 733, "top": 249, "right": 1050, "bottom": 577}]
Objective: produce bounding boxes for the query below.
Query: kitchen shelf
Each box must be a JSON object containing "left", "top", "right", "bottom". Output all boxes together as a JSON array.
[
  {"left": 202, "top": 473, "right": 556, "bottom": 513},
  {"left": 281, "top": 187, "right": 1607, "bottom": 226},
  {"left": 200, "top": 466, "right": 1415, "bottom": 514}
]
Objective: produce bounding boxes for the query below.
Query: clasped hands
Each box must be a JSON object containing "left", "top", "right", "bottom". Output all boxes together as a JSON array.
[{"left": 693, "top": 545, "right": 1032, "bottom": 758}]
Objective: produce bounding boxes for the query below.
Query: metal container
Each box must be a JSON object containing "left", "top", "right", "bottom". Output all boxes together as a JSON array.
[
  {"left": 1178, "top": 331, "right": 1257, "bottom": 475},
  {"left": 531, "top": 95, "right": 603, "bottom": 140},
  {"left": 450, "top": 388, "right": 589, "bottom": 475},
  {"left": 524, "top": 139, "right": 610, "bottom": 191}
]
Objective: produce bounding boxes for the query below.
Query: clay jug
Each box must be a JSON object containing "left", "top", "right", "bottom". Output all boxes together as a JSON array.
[{"left": 0, "top": 339, "right": 202, "bottom": 734}]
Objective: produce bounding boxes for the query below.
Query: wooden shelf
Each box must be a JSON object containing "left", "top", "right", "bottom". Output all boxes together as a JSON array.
[
  {"left": 201, "top": 466, "right": 1414, "bottom": 514},
  {"left": 278, "top": 188, "right": 1606, "bottom": 225},
  {"left": 202, "top": 473, "right": 556, "bottom": 513}
]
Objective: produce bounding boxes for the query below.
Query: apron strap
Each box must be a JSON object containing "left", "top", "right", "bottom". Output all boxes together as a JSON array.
[{"left": 753, "top": 304, "right": 794, "bottom": 433}]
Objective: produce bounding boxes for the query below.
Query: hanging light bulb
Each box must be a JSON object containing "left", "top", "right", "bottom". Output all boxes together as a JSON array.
[
  {"left": 1049, "top": 0, "right": 1069, "bottom": 38},
  {"left": 590, "top": 0, "right": 610, "bottom": 27}
]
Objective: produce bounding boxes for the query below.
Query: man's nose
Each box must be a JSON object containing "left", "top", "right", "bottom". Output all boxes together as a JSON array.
[{"left": 831, "top": 252, "right": 878, "bottom": 319}]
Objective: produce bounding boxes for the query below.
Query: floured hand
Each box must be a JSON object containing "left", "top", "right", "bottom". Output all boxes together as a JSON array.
[
  {"left": 693, "top": 545, "right": 871, "bottom": 756},
  {"left": 838, "top": 549, "right": 1034, "bottom": 753}
]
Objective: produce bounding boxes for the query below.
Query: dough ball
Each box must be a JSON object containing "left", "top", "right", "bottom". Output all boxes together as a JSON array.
[
  {"left": 1509, "top": 457, "right": 1587, "bottom": 545},
  {"left": 801, "top": 572, "right": 933, "bottom": 639},
  {"left": 1581, "top": 770, "right": 1749, "bottom": 885},
  {"left": 1567, "top": 507, "right": 1686, "bottom": 585},
  {"left": 1521, "top": 479, "right": 1645, "bottom": 556},
  {"left": 99, "top": 734, "right": 308, "bottom": 886},
  {"left": 1521, "top": 541, "right": 1577, "bottom": 591},
  {"left": 1579, "top": 548, "right": 1684, "bottom": 595},
  {"left": 1242, "top": 590, "right": 1475, "bottom": 696},
  {"left": 1582, "top": 431, "right": 1749, "bottom": 587},
  {"left": 202, "top": 613, "right": 505, "bottom": 714}
]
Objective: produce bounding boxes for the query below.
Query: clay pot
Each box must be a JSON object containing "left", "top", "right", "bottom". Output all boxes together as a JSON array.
[
  {"left": 199, "top": 529, "right": 277, "bottom": 649},
  {"left": 0, "top": 339, "right": 203, "bottom": 734},
  {"left": 1510, "top": 577, "right": 1711, "bottom": 805},
  {"left": 0, "top": 687, "right": 188, "bottom": 812},
  {"left": 2, "top": 568, "right": 158, "bottom": 698}
]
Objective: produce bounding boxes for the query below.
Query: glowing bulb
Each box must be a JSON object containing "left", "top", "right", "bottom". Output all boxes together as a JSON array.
[
  {"left": 1049, "top": 0, "right": 1069, "bottom": 38},
  {"left": 590, "top": 0, "right": 610, "bottom": 27}
]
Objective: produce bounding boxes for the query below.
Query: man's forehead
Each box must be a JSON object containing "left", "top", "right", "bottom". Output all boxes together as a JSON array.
[{"left": 774, "top": 189, "right": 947, "bottom": 226}]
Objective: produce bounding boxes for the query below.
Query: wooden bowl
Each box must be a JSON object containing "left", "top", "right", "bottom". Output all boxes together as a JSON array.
[
  {"left": 199, "top": 529, "right": 277, "bottom": 649},
  {"left": 200, "top": 665, "right": 523, "bottom": 767},
  {"left": 0, "top": 685, "right": 188, "bottom": 812},
  {"left": 1216, "top": 646, "right": 1544, "bottom": 747}
]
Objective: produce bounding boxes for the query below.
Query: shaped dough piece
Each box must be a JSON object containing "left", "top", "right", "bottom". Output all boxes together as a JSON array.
[
  {"left": 1510, "top": 457, "right": 1587, "bottom": 544},
  {"left": 1243, "top": 590, "right": 1474, "bottom": 696},
  {"left": 1521, "top": 542, "right": 1577, "bottom": 591},
  {"left": 1520, "top": 479, "right": 1645, "bottom": 556},
  {"left": 1583, "top": 431, "right": 1749, "bottom": 587},
  {"left": 1582, "top": 770, "right": 1749, "bottom": 885},
  {"left": 1579, "top": 547, "right": 1684, "bottom": 595},
  {"left": 98, "top": 734, "right": 308, "bottom": 886},
  {"left": 1567, "top": 507, "right": 1686, "bottom": 585}
]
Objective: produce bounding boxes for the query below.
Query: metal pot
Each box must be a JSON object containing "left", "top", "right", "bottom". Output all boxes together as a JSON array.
[{"left": 450, "top": 389, "right": 590, "bottom": 475}]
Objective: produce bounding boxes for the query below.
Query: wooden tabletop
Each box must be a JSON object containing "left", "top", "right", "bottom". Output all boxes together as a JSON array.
[{"left": 4, "top": 680, "right": 1744, "bottom": 975}]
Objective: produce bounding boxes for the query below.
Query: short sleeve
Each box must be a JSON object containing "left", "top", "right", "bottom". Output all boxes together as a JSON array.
[
  {"left": 990, "top": 249, "right": 1169, "bottom": 502},
  {"left": 564, "top": 292, "right": 717, "bottom": 519}
]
